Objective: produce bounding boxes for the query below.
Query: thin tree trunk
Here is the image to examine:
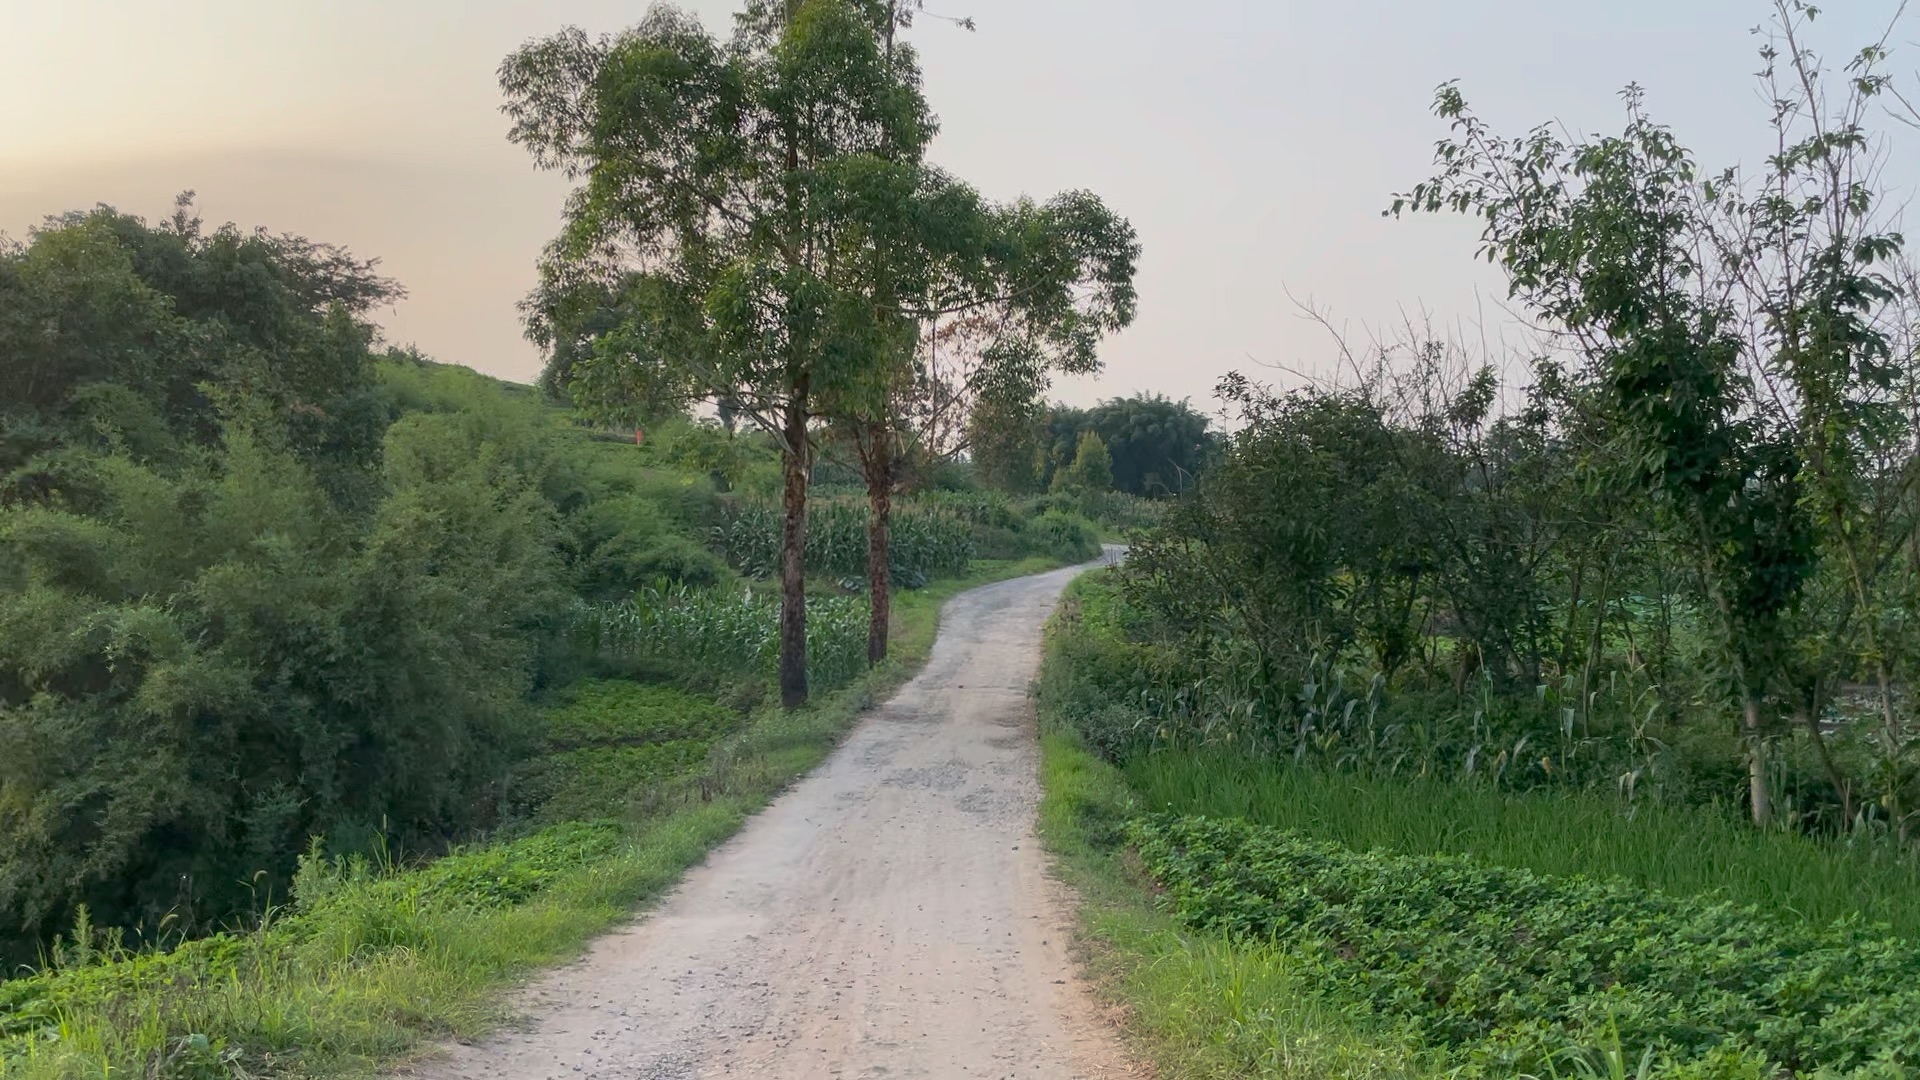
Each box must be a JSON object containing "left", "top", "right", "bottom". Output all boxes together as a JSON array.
[
  {"left": 1743, "top": 692, "right": 1772, "bottom": 827},
  {"left": 779, "top": 398, "right": 811, "bottom": 709},
  {"left": 865, "top": 427, "right": 893, "bottom": 665},
  {"left": 1797, "top": 697, "right": 1854, "bottom": 827}
]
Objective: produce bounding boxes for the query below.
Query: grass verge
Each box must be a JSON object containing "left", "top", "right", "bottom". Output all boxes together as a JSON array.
[
  {"left": 1034, "top": 575, "right": 1437, "bottom": 1080},
  {"left": 0, "top": 556, "right": 1066, "bottom": 1080}
]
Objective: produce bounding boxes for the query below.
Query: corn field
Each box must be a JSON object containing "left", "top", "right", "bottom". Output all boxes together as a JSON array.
[
  {"left": 716, "top": 500, "right": 975, "bottom": 588},
  {"left": 570, "top": 584, "right": 869, "bottom": 693}
]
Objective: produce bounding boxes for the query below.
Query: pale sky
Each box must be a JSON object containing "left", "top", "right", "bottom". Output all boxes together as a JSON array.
[{"left": 4, "top": 1, "right": 1915, "bottom": 411}]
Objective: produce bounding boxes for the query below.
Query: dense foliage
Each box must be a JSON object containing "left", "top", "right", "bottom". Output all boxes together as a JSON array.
[
  {"left": 0, "top": 205, "right": 738, "bottom": 963},
  {"left": 968, "top": 393, "right": 1215, "bottom": 498},
  {"left": 1117, "top": 10, "right": 1920, "bottom": 841},
  {"left": 717, "top": 500, "right": 977, "bottom": 588},
  {"left": 1134, "top": 814, "right": 1920, "bottom": 1078}
]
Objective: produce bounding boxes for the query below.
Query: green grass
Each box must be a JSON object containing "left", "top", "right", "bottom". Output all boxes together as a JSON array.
[
  {"left": 540, "top": 680, "right": 737, "bottom": 747},
  {"left": 1037, "top": 730, "right": 1438, "bottom": 1080},
  {"left": 1034, "top": 577, "right": 1438, "bottom": 1079},
  {"left": 0, "top": 556, "right": 1067, "bottom": 1080},
  {"left": 1125, "top": 751, "right": 1920, "bottom": 939},
  {"left": 1033, "top": 571, "right": 1920, "bottom": 1078}
]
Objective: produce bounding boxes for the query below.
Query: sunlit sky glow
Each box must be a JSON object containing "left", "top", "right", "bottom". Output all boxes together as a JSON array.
[{"left": 5, "top": 0, "right": 1915, "bottom": 411}]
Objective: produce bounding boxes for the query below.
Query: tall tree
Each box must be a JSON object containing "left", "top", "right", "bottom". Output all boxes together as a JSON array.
[
  {"left": 966, "top": 388, "right": 1046, "bottom": 493},
  {"left": 841, "top": 185, "right": 1139, "bottom": 662},
  {"left": 1391, "top": 2, "right": 1913, "bottom": 825},
  {"left": 1085, "top": 394, "right": 1213, "bottom": 496},
  {"left": 504, "top": 0, "right": 936, "bottom": 706}
]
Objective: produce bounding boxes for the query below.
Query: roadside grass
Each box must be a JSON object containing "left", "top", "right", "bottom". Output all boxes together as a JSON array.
[
  {"left": 1125, "top": 751, "right": 1920, "bottom": 940},
  {"left": 0, "top": 557, "right": 1065, "bottom": 1080},
  {"left": 1038, "top": 737, "right": 1437, "bottom": 1080},
  {"left": 1035, "top": 576, "right": 1438, "bottom": 1080}
]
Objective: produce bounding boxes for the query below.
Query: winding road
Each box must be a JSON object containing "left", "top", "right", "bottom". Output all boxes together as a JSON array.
[{"left": 406, "top": 557, "right": 1139, "bottom": 1080}]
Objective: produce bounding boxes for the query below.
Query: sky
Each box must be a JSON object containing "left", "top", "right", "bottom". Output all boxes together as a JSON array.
[{"left": 4, "top": 0, "right": 1916, "bottom": 412}]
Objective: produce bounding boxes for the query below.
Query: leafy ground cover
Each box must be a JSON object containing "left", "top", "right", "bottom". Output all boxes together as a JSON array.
[
  {"left": 538, "top": 680, "right": 737, "bottom": 749},
  {"left": 1133, "top": 814, "right": 1920, "bottom": 1078},
  {"left": 1126, "top": 753, "right": 1920, "bottom": 942}
]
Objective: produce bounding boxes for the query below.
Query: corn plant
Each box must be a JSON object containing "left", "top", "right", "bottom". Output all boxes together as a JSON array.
[
  {"left": 570, "top": 584, "right": 868, "bottom": 693},
  {"left": 716, "top": 500, "right": 975, "bottom": 588}
]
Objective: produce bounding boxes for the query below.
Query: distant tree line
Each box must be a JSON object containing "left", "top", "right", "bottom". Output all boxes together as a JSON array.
[{"left": 968, "top": 393, "right": 1216, "bottom": 497}]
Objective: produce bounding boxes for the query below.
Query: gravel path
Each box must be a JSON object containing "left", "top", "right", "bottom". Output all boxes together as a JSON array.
[{"left": 405, "top": 558, "right": 1140, "bottom": 1080}]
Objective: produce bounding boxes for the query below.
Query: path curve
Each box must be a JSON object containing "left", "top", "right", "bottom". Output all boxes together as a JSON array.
[{"left": 407, "top": 556, "right": 1138, "bottom": 1080}]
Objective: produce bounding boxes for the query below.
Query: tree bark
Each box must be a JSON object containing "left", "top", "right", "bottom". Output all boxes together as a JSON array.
[
  {"left": 1743, "top": 693, "right": 1773, "bottom": 828},
  {"left": 865, "top": 427, "right": 894, "bottom": 665},
  {"left": 779, "top": 398, "right": 811, "bottom": 709}
]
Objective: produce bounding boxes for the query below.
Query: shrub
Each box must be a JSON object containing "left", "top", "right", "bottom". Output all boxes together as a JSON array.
[{"left": 1029, "top": 510, "right": 1102, "bottom": 564}]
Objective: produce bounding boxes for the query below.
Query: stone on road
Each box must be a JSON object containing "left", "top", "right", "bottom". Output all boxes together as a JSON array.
[{"left": 404, "top": 559, "right": 1139, "bottom": 1080}]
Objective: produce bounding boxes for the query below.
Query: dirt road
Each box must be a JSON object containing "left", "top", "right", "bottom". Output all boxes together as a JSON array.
[{"left": 409, "top": 558, "right": 1138, "bottom": 1080}]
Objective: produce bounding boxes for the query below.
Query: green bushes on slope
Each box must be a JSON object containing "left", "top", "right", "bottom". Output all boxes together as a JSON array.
[{"left": 0, "top": 206, "right": 731, "bottom": 963}]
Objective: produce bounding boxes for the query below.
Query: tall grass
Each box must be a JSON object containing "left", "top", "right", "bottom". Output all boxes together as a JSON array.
[{"left": 1126, "top": 750, "right": 1920, "bottom": 939}]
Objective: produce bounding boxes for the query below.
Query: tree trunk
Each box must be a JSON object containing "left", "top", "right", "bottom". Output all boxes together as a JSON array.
[
  {"left": 779, "top": 399, "right": 811, "bottom": 709},
  {"left": 1796, "top": 697, "right": 1854, "bottom": 828},
  {"left": 1743, "top": 693, "right": 1772, "bottom": 827},
  {"left": 865, "top": 428, "right": 894, "bottom": 666}
]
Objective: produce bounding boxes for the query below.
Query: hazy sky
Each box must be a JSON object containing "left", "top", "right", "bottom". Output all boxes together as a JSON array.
[{"left": 4, "top": 1, "right": 1915, "bottom": 410}]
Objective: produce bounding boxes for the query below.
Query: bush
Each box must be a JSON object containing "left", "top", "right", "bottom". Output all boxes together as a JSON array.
[
  {"left": 1029, "top": 510, "right": 1102, "bottom": 564},
  {"left": 1073, "top": 489, "right": 1163, "bottom": 534},
  {"left": 1034, "top": 574, "right": 1193, "bottom": 764},
  {"left": 1132, "top": 814, "right": 1920, "bottom": 1078}
]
